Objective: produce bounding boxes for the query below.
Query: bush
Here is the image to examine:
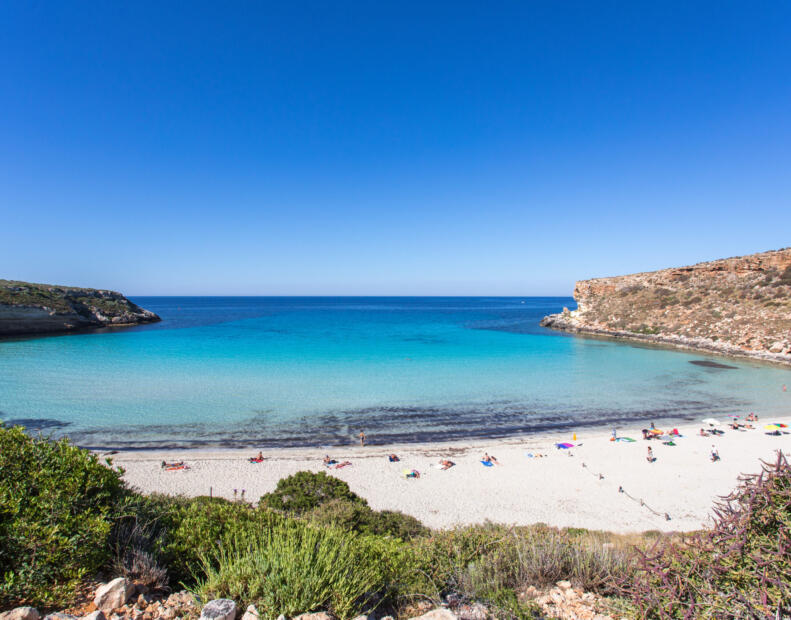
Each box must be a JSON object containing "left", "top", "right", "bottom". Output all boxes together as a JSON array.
[
  {"left": 192, "top": 521, "right": 389, "bottom": 620},
  {"left": 307, "top": 499, "right": 427, "bottom": 540},
  {"left": 148, "top": 495, "right": 286, "bottom": 586},
  {"left": 626, "top": 451, "right": 791, "bottom": 617},
  {"left": 406, "top": 524, "right": 631, "bottom": 618},
  {"left": 0, "top": 424, "right": 126, "bottom": 607},
  {"left": 261, "top": 471, "right": 367, "bottom": 515}
]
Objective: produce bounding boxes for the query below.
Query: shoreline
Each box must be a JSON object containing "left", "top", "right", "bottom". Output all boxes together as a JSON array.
[
  {"left": 540, "top": 316, "right": 791, "bottom": 368},
  {"left": 114, "top": 415, "right": 791, "bottom": 534}
]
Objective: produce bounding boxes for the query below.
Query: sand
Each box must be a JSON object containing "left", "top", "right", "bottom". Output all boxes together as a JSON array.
[{"left": 114, "top": 417, "right": 791, "bottom": 533}]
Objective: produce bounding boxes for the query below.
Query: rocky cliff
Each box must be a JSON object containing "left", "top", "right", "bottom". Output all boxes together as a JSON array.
[
  {"left": 0, "top": 280, "right": 160, "bottom": 336},
  {"left": 541, "top": 248, "right": 791, "bottom": 365}
]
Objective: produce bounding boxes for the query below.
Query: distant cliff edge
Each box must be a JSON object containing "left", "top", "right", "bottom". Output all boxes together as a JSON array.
[
  {"left": 0, "top": 279, "right": 160, "bottom": 336},
  {"left": 541, "top": 248, "right": 791, "bottom": 365}
]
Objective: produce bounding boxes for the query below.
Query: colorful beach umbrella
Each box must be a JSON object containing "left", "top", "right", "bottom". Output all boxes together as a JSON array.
[
  {"left": 556, "top": 442, "right": 574, "bottom": 449},
  {"left": 728, "top": 415, "right": 740, "bottom": 419},
  {"left": 774, "top": 423, "right": 788, "bottom": 428},
  {"left": 764, "top": 424, "right": 781, "bottom": 431}
]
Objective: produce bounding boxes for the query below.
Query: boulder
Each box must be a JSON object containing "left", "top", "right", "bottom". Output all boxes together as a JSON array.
[
  {"left": 241, "top": 606, "right": 260, "bottom": 620},
  {"left": 200, "top": 599, "right": 236, "bottom": 620},
  {"left": 0, "top": 609, "right": 41, "bottom": 620},
  {"left": 455, "top": 604, "right": 488, "bottom": 620},
  {"left": 409, "top": 610, "right": 458, "bottom": 620},
  {"left": 294, "top": 614, "right": 332, "bottom": 620},
  {"left": 94, "top": 578, "right": 134, "bottom": 612},
  {"left": 43, "top": 615, "right": 77, "bottom": 620}
]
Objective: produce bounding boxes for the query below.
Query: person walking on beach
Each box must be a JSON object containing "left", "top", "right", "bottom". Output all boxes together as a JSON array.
[
  {"left": 710, "top": 446, "right": 720, "bottom": 462},
  {"left": 358, "top": 430, "right": 366, "bottom": 447}
]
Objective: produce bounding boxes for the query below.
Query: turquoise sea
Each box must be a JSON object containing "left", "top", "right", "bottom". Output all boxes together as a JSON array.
[{"left": 0, "top": 297, "right": 789, "bottom": 449}]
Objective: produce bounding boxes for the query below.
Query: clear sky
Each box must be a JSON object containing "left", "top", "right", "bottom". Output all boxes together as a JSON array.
[{"left": 2, "top": 2, "right": 790, "bottom": 295}]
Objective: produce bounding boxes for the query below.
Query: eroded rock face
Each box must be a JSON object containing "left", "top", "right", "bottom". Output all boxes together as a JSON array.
[
  {"left": 541, "top": 248, "right": 791, "bottom": 365},
  {"left": 0, "top": 280, "right": 160, "bottom": 336}
]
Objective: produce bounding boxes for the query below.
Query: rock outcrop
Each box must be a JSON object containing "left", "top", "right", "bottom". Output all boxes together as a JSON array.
[
  {"left": 541, "top": 248, "right": 791, "bottom": 365},
  {"left": 0, "top": 280, "right": 159, "bottom": 337}
]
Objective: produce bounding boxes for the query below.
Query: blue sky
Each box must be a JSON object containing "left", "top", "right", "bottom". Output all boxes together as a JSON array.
[{"left": 2, "top": 2, "right": 790, "bottom": 295}]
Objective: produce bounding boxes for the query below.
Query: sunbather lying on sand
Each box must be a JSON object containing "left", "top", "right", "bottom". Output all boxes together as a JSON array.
[
  {"left": 248, "top": 451, "right": 265, "bottom": 463},
  {"left": 161, "top": 460, "right": 184, "bottom": 469},
  {"left": 699, "top": 428, "right": 710, "bottom": 437},
  {"left": 439, "top": 459, "right": 455, "bottom": 470},
  {"left": 388, "top": 454, "right": 400, "bottom": 462},
  {"left": 323, "top": 455, "right": 338, "bottom": 466},
  {"left": 482, "top": 452, "right": 500, "bottom": 465},
  {"left": 334, "top": 460, "right": 352, "bottom": 469}
]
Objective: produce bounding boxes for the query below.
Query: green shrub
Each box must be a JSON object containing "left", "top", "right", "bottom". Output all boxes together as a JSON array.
[
  {"left": 626, "top": 451, "right": 791, "bottom": 617},
  {"left": 261, "top": 471, "right": 366, "bottom": 515},
  {"left": 408, "top": 524, "right": 631, "bottom": 618},
  {"left": 192, "top": 521, "right": 389, "bottom": 620},
  {"left": 149, "top": 495, "right": 286, "bottom": 586},
  {"left": 0, "top": 424, "right": 126, "bottom": 607},
  {"left": 307, "top": 499, "right": 426, "bottom": 540}
]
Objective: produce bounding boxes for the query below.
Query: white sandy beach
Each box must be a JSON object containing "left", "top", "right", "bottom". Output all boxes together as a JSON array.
[{"left": 114, "top": 416, "right": 791, "bottom": 533}]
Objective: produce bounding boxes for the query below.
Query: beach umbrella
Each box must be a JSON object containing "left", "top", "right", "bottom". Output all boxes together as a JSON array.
[
  {"left": 556, "top": 442, "right": 574, "bottom": 449},
  {"left": 728, "top": 415, "right": 740, "bottom": 419},
  {"left": 774, "top": 423, "right": 788, "bottom": 428},
  {"left": 702, "top": 418, "right": 720, "bottom": 426},
  {"left": 764, "top": 424, "right": 780, "bottom": 431}
]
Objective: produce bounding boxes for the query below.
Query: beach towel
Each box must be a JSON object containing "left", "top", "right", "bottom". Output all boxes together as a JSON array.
[
  {"left": 166, "top": 465, "right": 188, "bottom": 471},
  {"left": 616, "top": 437, "right": 636, "bottom": 442},
  {"left": 248, "top": 457, "right": 264, "bottom": 463},
  {"left": 556, "top": 442, "right": 574, "bottom": 449},
  {"left": 480, "top": 460, "right": 494, "bottom": 466},
  {"left": 334, "top": 461, "right": 352, "bottom": 469}
]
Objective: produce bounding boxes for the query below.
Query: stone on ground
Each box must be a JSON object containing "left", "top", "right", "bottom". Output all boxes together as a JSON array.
[
  {"left": 241, "top": 605, "right": 260, "bottom": 620},
  {"left": 409, "top": 610, "right": 458, "bottom": 620},
  {"left": 94, "top": 578, "right": 134, "bottom": 613},
  {"left": 0, "top": 609, "right": 41, "bottom": 620},
  {"left": 200, "top": 599, "right": 237, "bottom": 620}
]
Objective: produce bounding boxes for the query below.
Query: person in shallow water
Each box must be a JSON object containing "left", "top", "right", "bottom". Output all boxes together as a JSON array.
[{"left": 358, "top": 430, "right": 366, "bottom": 447}]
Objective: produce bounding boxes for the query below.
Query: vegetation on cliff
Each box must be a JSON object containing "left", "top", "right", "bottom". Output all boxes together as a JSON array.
[
  {"left": 542, "top": 248, "right": 791, "bottom": 363},
  {"left": 0, "top": 279, "right": 159, "bottom": 335}
]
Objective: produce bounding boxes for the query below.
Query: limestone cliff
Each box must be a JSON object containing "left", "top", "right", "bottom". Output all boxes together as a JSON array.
[
  {"left": 541, "top": 248, "right": 791, "bottom": 365},
  {"left": 0, "top": 280, "right": 160, "bottom": 336}
]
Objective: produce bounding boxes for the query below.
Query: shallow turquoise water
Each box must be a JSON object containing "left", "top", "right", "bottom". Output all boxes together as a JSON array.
[{"left": 0, "top": 297, "right": 788, "bottom": 448}]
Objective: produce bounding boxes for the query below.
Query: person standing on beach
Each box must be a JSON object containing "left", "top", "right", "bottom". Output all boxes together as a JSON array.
[
  {"left": 647, "top": 446, "right": 654, "bottom": 463},
  {"left": 358, "top": 430, "right": 366, "bottom": 447}
]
